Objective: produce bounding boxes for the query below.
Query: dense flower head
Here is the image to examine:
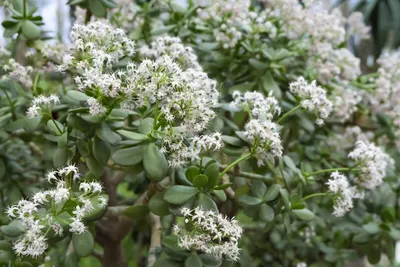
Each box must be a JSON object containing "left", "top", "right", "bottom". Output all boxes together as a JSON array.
[
  {"left": 348, "top": 141, "right": 394, "bottom": 189},
  {"left": 173, "top": 207, "right": 243, "bottom": 262},
  {"left": 244, "top": 119, "right": 283, "bottom": 166},
  {"left": 5, "top": 165, "right": 107, "bottom": 257},
  {"left": 2, "top": 59, "right": 33, "bottom": 88},
  {"left": 231, "top": 91, "right": 281, "bottom": 120},
  {"left": 347, "top": 12, "right": 370, "bottom": 40},
  {"left": 333, "top": 86, "right": 362, "bottom": 122},
  {"left": 139, "top": 36, "right": 202, "bottom": 70},
  {"left": 26, "top": 94, "right": 60, "bottom": 118},
  {"left": 326, "top": 171, "right": 364, "bottom": 217},
  {"left": 289, "top": 77, "right": 333, "bottom": 125}
]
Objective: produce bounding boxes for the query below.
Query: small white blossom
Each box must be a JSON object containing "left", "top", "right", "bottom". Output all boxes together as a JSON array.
[
  {"left": 26, "top": 95, "right": 60, "bottom": 118},
  {"left": 231, "top": 91, "right": 281, "bottom": 120},
  {"left": 348, "top": 141, "right": 394, "bottom": 189},
  {"left": 69, "top": 218, "right": 86, "bottom": 234},
  {"left": 87, "top": 97, "right": 107, "bottom": 116},
  {"left": 289, "top": 77, "right": 333, "bottom": 125}
]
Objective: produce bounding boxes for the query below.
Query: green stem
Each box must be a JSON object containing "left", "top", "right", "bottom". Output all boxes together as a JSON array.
[
  {"left": 304, "top": 167, "right": 357, "bottom": 177},
  {"left": 277, "top": 104, "right": 301, "bottom": 124},
  {"left": 51, "top": 118, "right": 63, "bottom": 135},
  {"left": 219, "top": 153, "right": 252, "bottom": 178},
  {"left": 23, "top": 0, "right": 27, "bottom": 17},
  {"left": 301, "top": 192, "right": 328, "bottom": 201},
  {"left": 33, "top": 73, "right": 40, "bottom": 94},
  {"left": 230, "top": 170, "right": 272, "bottom": 183}
]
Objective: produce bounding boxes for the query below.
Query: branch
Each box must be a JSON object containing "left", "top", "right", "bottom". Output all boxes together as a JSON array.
[{"left": 147, "top": 213, "right": 162, "bottom": 267}]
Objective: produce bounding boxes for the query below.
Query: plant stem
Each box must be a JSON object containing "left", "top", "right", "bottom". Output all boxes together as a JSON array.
[
  {"left": 277, "top": 104, "right": 301, "bottom": 124},
  {"left": 219, "top": 153, "right": 252, "bottom": 178},
  {"left": 304, "top": 167, "right": 358, "bottom": 177},
  {"left": 229, "top": 170, "right": 273, "bottom": 183},
  {"left": 301, "top": 192, "right": 329, "bottom": 201},
  {"left": 23, "top": 0, "right": 27, "bottom": 17},
  {"left": 51, "top": 118, "right": 63, "bottom": 135}
]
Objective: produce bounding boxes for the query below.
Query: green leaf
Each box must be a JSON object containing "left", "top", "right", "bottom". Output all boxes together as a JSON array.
[
  {"left": 164, "top": 185, "right": 199, "bottom": 205},
  {"left": 143, "top": 143, "right": 168, "bottom": 181},
  {"left": 262, "top": 72, "right": 280, "bottom": 97},
  {"left": 88, "top": 0, "right": 107, "bottom": 17},
  {"left": 0, "top": 221, "right": 23, "bottom": 237},
  {"left": 117, "top": 130, "right": 149, "bottom": 141},
  {"left": 250, "top": 180, "right": 267, "bottom": 199},
  {"left": 151, "top": 25, "right": 177, "bottom": 35},
  {"left": 86, "top": 154, "right": 104, "bottom": 178},
  {"left": 0, "top": 250, "right": 15, "bottom": 264},
  {"left": 93, "top": 136, "right": 111, "bottom": 165},
  {"left": 72, "top": 232, "right": 94, "bottom": 257},
  {"left": 138, "top": 118, "right": 154, "bottom": 134},
  {"left": 21, "top": 20, "right": 40, "bottom": 39},
  {"left": 76, "top": 140, "right": 90, "bottom": 157},
  {"left": 249, "top": 58, "right": 267, "bottom": 70},
  {"left": 264, "top": 184, "right": 281, "bottom": 202},
  {"left": 53, "top": 147, "right": 68, "bottom": 168},
  {"left": 149, "top": 192, "right": 170, "bottom": 216},
  {"left": 199, "top": 254, "right": 222, "bottom": 267},
  {"left": 283, "top": 156, "right": 298, "bottom": 172},
  {"left": 280, "top": 188, "right": 290, "bottom": 210},
  {"left": 95, "top": 123, "right": 121, "bottom": 144},
  {"left": 67, "top": 90, "right": 90, "bottom": 102},
  {"left": 101, "top": 0, "right": 118, "bottom": 8},
  {"left": 204, "top": 162, "right": 219, "bottom": 188},
  {"left": 195, "top": 193, "right": 218, "bottom": 212},
  {"left": 58, "top": 132, "right": 68, "bottom": 148},
  {"left": 185, "top": 166, "right": 200, "bottom": 182},
  {"left": 123, "top": 204, "right": 150, "bottom": 219},
  {"left": 238, "top": 195, "right": 262, "bottom": 206},
  {"left": 214, "top": 183, "right": 232, "bottom": 190},
  {"left": 112, "top": 145, "right": 144, "bottom": 166},
  {"left": 0, "top": 114, "right": 11, "bottom": 128},
  {"left": 154, "top": 257, "right": 181, "bottom": 267},
  {"left": 353, "top": 232, "right": 370, "bottom": 244},
  {"left": 47, "top": 120, "right": 64, "bottom": 135},
  {"left": 292, "top": 208, "right": 315, "bottom": 221},
  {"left": 23, "top": 115, "right": 41, "bottom": 132},
  {"left": 259, "top": 203, "right": 274, "bottom": 222},
  {"left": 212, "top": 190, "right": 227, "bottom": 202},
  {"left": 363, "top": 222, "right": 380, "bottom": 234},
  {"left": 193, "top": 174, "right": 208, "bottom": 188},
  {"left": 221, "top": 135, "right": 242, "bottom": 147},
  {"left": 1, "top": 20, "right": 18, "bottom": 28},
  {"left": 185, "top": 253, "right": 202, "bottom": 267}
]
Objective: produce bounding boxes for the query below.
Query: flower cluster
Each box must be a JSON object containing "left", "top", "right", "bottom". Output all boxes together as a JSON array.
[
  {"left": 289, "top": 77, "right": 333, "bottom": 125},
  {"left": 326, "top": 171, "right": 364, "bottom": 217},
  {"left": 6, "top": 165, "right": 107, "bottom": 257},
  {"left": 231, "top": 91, "right": 281, "bottom": 120},
  {"left": 348, "top": 141, "right": 394, "bottom": 189},
  {"left": 139, "top": 36, "right": 202, "bottom": 70},
  {"left": 333, "top": 86, "right": 363, "bottom": 122},
  {"left": 347, "top": 12, "right": 370, "bottom": 40},
  {"left": 26, "top": 94, "right": 60, "bottom": 118},
  {"left": 2, "top": 59, "right": 33, "bottom": 88},
  {"left": 173, "top": 207, "right": 243, "bottom": 262}
]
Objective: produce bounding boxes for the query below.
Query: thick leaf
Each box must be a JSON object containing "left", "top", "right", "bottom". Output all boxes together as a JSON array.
[
  {"left": 204, "top": 162, "right": 219, "bottom": 188},
  {"left": 67, "top": 90, "right": 90, "bottom": 102},
  {"left": 185, "top": 253, "right": 202, "bottom": 267},
  {"left": 149, "top": 192, "right": 170, "bottom": 216},
  {"left": 0, "top": 221, "right": 23, "bottom": 237},
  {"left": 221, "top": 135, "right": 242, "bottom": 147},
  {"left": 292, "top": 208, "right": 315, "bottom": 221},
  {"left": 238, "top": 195, "right": 262, "bottom": 206},
  {"left": 138, "top": 118, "right": 154, "bottom": 134},
  {"left": 363, "top": 222, "right": 380, "bottom": 234},
  {"left": 72, "top": 232, "right": 94, "bottom": 257},
  {"left": 123, "top": 204, "right": 150, "bottom": 219},
  {"left": 193, "top": 174, "right": 208, "bottom": 188},
  {"left": 96, "top": 123, "right": 121, "bottom": 144},
  {"left": 21, "top": 20, "right": 40, "bottom": 39},
  {"left": 283, "top": 156, "right": 297, "bottom": 172},
  {"left": 92, "top": 136, "right": 110, "bottom": 165},
  {"left": 164, "top": 186, "right": 199, "bottom": 205},
  {"left": 186, "top": 166, "right": 200, "bottom": 182},
  {"left": 143, "top": 143, "right": 168, "bottom": 181},
  {"left": 88, "top": 0, "right": 107, "bottom": 17},
  {"left": 112, "top": 145, "right": 144, "bottom": 166},
  {"left": 53, "top": 147, "right": 68, "bottom": 168},
  {"left": 154, "top": 257, "right": 181, "bottom": 267},
  {"left": 86, "top": 155, "right": 104, "bottom": 178},
  {"left": 195, "top": 193, "right": 218, "bottom": 212},
  {"left": 212, "top": 190, "right": 227, "bottom": 202},
  {"left": 259, "top": 203, "right": 274, "bottom": 222},
  {"left": 280, "top": 188, "right": 290, "bottom": 210},
  {"left": 117, "top": 130, "right": 149, "bottom": 141},
  {"left": 250, "top": 180, "right": 267, "bottom": 199},
  {"left": 264, "top": 184, "right": 281, "bottom": 202},
  {"left": 0, "top": 159, "right": 5, "bottom": 180}
]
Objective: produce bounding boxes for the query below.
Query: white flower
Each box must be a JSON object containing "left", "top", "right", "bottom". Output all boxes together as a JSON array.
[
  {"left": 87, "top": 97, "right": 107, "bottom": 116},
  {"left": 52, "top": 223, "right": 63, "bottom": 236},
  {"left": 231, "top": 91, "right": 281, "bottom": 120},
  {"left": 174, "top": 207, "right": 243, "bottom": 262},
  {"left": 98, "top": 196, "right": 108, "bottom": 208},
  {"left": 347, "top": 12, "right": 370, "bottom": 40},
  {"left": 90, "top": 182, "right": 102, "bottom": 193},
  {"left": 79, "top": 182, "right": 92, "bottom": 193},
  {"left": 45, "top": 170, "right": 58, "bottom": 183},
  {"left": 69, "top": 218, "right": 86, "bottom": 234},
  {"left": 289, "top": 77, "right": 333, "bottom": 125},
  {"left": 26, "top": 95, "right": 60, "bottom": 118},
  {"left": 72, "top": 206, "right": 86, "bottom": 220},
  {"left": 244, "top": 119, "right": 283, "bottom": 166},
  {"left": 4, "top": 59, "right": 33, "bottom": 88},
  {"left": 333, "top": 86, "right": 362, "bottom": 122},
  {"left": 326, "top": 172, "right": 364, "bottom": 217},
  {"left": 348, "top": 141, "right": 394, "bottom": 189}
]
